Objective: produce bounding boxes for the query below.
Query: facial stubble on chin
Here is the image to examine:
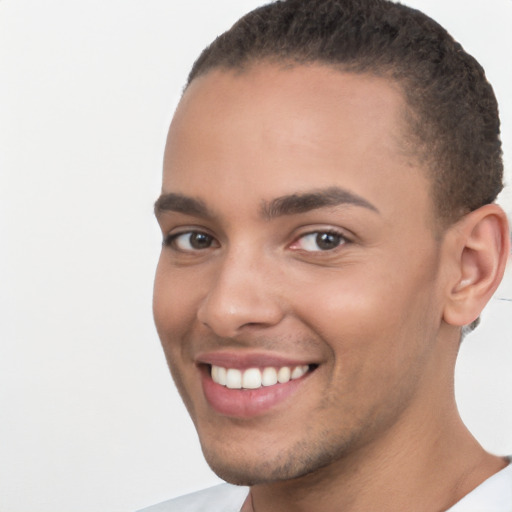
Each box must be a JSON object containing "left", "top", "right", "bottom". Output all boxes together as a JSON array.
[
  {"left": 164, "top": 341, "right": 368, "bottom": 487},
  {"left": 193, "top": 365, "right": 425, "bottom": 487},
  {"left": 202, "top": 381, "right": 391, "bottom": 487},
  {"left": 165, "top": 353, "right": 355, "bottom": 486},
  {"left": 200, "top": 423, "right": 362, "bottom": 487}
]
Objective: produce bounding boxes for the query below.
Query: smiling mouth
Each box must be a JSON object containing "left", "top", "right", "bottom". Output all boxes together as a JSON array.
[
  {"left": 210, "top": 364, "right": 317, "bottom": 390},
  {"left": 199, "top": 359, "right": 319, "bottom": 417}
]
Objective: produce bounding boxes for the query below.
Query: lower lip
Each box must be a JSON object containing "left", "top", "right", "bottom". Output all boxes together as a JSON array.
[{"left": 201, "top": 367, "right": 310, "bottom": 418}]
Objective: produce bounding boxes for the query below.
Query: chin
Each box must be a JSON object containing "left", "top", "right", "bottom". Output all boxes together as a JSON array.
[{"left": 200, "top": 434, "right": 350, "bottom": 487}]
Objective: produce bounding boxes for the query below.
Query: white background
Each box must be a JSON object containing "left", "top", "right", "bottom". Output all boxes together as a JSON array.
[{"left": 0, "top": 1, "right": 511, "bottom": 511}]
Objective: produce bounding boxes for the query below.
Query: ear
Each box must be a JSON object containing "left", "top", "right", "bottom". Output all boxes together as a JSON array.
[{"left": 443, "top": 204, "right": 510, "bottom": 327}]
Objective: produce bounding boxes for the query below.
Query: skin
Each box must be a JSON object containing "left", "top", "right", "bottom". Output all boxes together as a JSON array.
[{"left": 153, "top": 63, "right": 508, "bottom": 511}]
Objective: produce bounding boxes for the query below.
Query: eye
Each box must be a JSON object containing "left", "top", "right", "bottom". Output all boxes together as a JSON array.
[
  {"left": 164, "top": 231, "right": 217, "bottom": 251},
  {"left": 292, "top": 231, "right": 347, "bottom": 252}
]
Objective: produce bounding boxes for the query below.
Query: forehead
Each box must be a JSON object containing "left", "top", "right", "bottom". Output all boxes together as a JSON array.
[
  {"left": 163, "top": 63, "right": 432, "bottom": 224},
  {"left": 168, "top": 64, "right": 408, "bottom": 163}
]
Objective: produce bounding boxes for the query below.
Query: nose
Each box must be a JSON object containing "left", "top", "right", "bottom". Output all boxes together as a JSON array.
[{"left": 197, "top": 249, "right": 285, "bottom": 338}]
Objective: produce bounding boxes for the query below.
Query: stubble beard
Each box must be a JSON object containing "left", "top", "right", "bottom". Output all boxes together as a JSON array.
[
  {"left": 195, "top": 380, "right": 422, "bottom": 487},
  {"left": 198, "top": 419, "right": 364, "bottom": 487}
]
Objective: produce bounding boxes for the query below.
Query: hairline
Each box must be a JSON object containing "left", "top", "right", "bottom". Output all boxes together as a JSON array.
[{"left": 185, "top": 57, "right": 453, "bottom": 236}]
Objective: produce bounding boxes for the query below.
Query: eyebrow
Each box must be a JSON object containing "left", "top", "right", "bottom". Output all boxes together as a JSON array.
[
  {"left": 154, "top": 193, "right": 211, "bottom": 218},
  {"left": 154, "top": 186, "right": 379, "bottom": 220},
  {"left": 261, "top": 186, "right": 379, "bottom": 219}
]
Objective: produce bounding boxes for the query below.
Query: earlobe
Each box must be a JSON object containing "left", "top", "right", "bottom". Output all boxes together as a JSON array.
[{"left": 443, "top": 204, "right": 510, "bottom": 327}]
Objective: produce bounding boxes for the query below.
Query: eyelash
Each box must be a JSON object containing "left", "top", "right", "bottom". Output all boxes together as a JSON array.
[
  {"left": 290, "top": 230, "right": 349, "bottom": 252},
  {"left": 163, "top": 231, "right": 217, "bottom": 251},
  {"left": 163, "top": 228, "right": 350, "bottom": 254}
]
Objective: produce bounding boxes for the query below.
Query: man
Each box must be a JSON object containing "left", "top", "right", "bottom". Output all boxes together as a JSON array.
[{"left": 144, "top": 0, "right": 511, "bottom": 510}]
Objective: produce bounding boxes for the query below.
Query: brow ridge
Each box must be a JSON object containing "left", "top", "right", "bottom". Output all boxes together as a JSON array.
[
  {"left": 154, "top": 187, "right": 378, "bottom": 221},
  {"left": 154, "top": 193, "right": 210, "bottom": 218},
  {"left": 261, "top": 186, "right": 379, "bottom": 219}
]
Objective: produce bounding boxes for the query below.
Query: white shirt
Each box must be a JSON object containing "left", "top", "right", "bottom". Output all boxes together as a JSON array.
[
  {"left": 139, "top": 461, "right": 512, "bottom": 512},
  {"left": 446, "top": 461, "right": 512, "bottom": 511}
]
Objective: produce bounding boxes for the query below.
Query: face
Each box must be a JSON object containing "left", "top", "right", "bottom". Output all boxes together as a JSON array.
[{"left": 153, "top": 64, "right": 450, "bottom": 485}]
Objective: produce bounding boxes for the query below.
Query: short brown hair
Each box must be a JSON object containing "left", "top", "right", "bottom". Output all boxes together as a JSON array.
[{"left": 186, "top": 0, "right": 503, "bottom": 224}]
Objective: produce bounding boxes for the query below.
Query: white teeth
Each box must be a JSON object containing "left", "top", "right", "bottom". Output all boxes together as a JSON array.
[
  {"left": 242, "top": 368, "right": 262, "bottom": 389},
  {"left": 277, "top": 366, "right": 291, "bottom": 383},
  {"left": 217, "top": 366, "right": 227, "bottom": 386},
  {"left": 211, "top": 364, "right": 227, "bottom": 385},
  {"left": 262, "top": 367, "right": 278, "bottom": 386},
  {"left": 226, "top": 368, "right": 242, "bottom": 389},
  {"left": 291, "top": 365, "right": 309, "bottom": 380},
  {"left": 211, "top": 364, "right": 311, "bottom": 389}
]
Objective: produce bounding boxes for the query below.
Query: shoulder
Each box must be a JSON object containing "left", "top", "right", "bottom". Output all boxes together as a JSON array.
[
  {"left": 137, "top": 483, "right": 250, "bottom": 512},
  {"left": 447, "top": 458, "right": 512, "bottom": 512}
]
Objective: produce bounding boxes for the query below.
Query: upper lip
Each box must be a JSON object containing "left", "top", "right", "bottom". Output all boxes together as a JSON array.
[{"left": 195, "top": 350, "right": 317, "bottom": 369}]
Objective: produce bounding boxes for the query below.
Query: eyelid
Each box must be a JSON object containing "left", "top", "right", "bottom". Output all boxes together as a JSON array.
[
  {"left": 161, "top": 225, "right": 353, "bottom": 253},
  {"left": 162, "top": 228, "right": 219, "bottom": 251},
  {"left": 289, "top": 227, "right": 352, "bottom": 252}
]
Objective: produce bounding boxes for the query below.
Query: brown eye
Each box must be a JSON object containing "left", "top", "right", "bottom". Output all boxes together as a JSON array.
[
  {"left": 315, "top": 232, "right": 343, "bottom": 250},
  {"left": 167, "top": 231, "right": 216, "bottom": 251},
  {"left": 294, "top": 231, "right": 346, "bottom": 252},
  {"left": 188, "top": 232, "right": 214, "bottom": 249}
]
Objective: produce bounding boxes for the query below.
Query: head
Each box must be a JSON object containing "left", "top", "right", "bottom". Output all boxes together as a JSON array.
[{"left": 153, "top": 0, "right": 509, "bottom": 488}]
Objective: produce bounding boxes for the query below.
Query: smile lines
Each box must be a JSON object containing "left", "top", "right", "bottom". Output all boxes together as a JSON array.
[{"left": 211, "top": 365, "right": 310, "bottom": 389}]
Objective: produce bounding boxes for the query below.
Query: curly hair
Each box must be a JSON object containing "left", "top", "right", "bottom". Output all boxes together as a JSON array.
[{"left": 186, "top": 0, "right": 503, "bottom": 225}]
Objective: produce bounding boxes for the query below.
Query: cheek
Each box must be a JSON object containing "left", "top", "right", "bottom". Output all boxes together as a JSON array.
[
  {"left": 288, "top": 256, "right": 441, "bottom": 364},
  {"left": 153, "top": 259, "right": 200, "bottom": 342},
  {"left": 287, "top": 265, "right": 391, "bottom": 336},
  {"left": 153, "top": 259, "right": 205, "bottom": 412},
  {"left": 291, "top": 266, "right": 440, "bottom": 429}
]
